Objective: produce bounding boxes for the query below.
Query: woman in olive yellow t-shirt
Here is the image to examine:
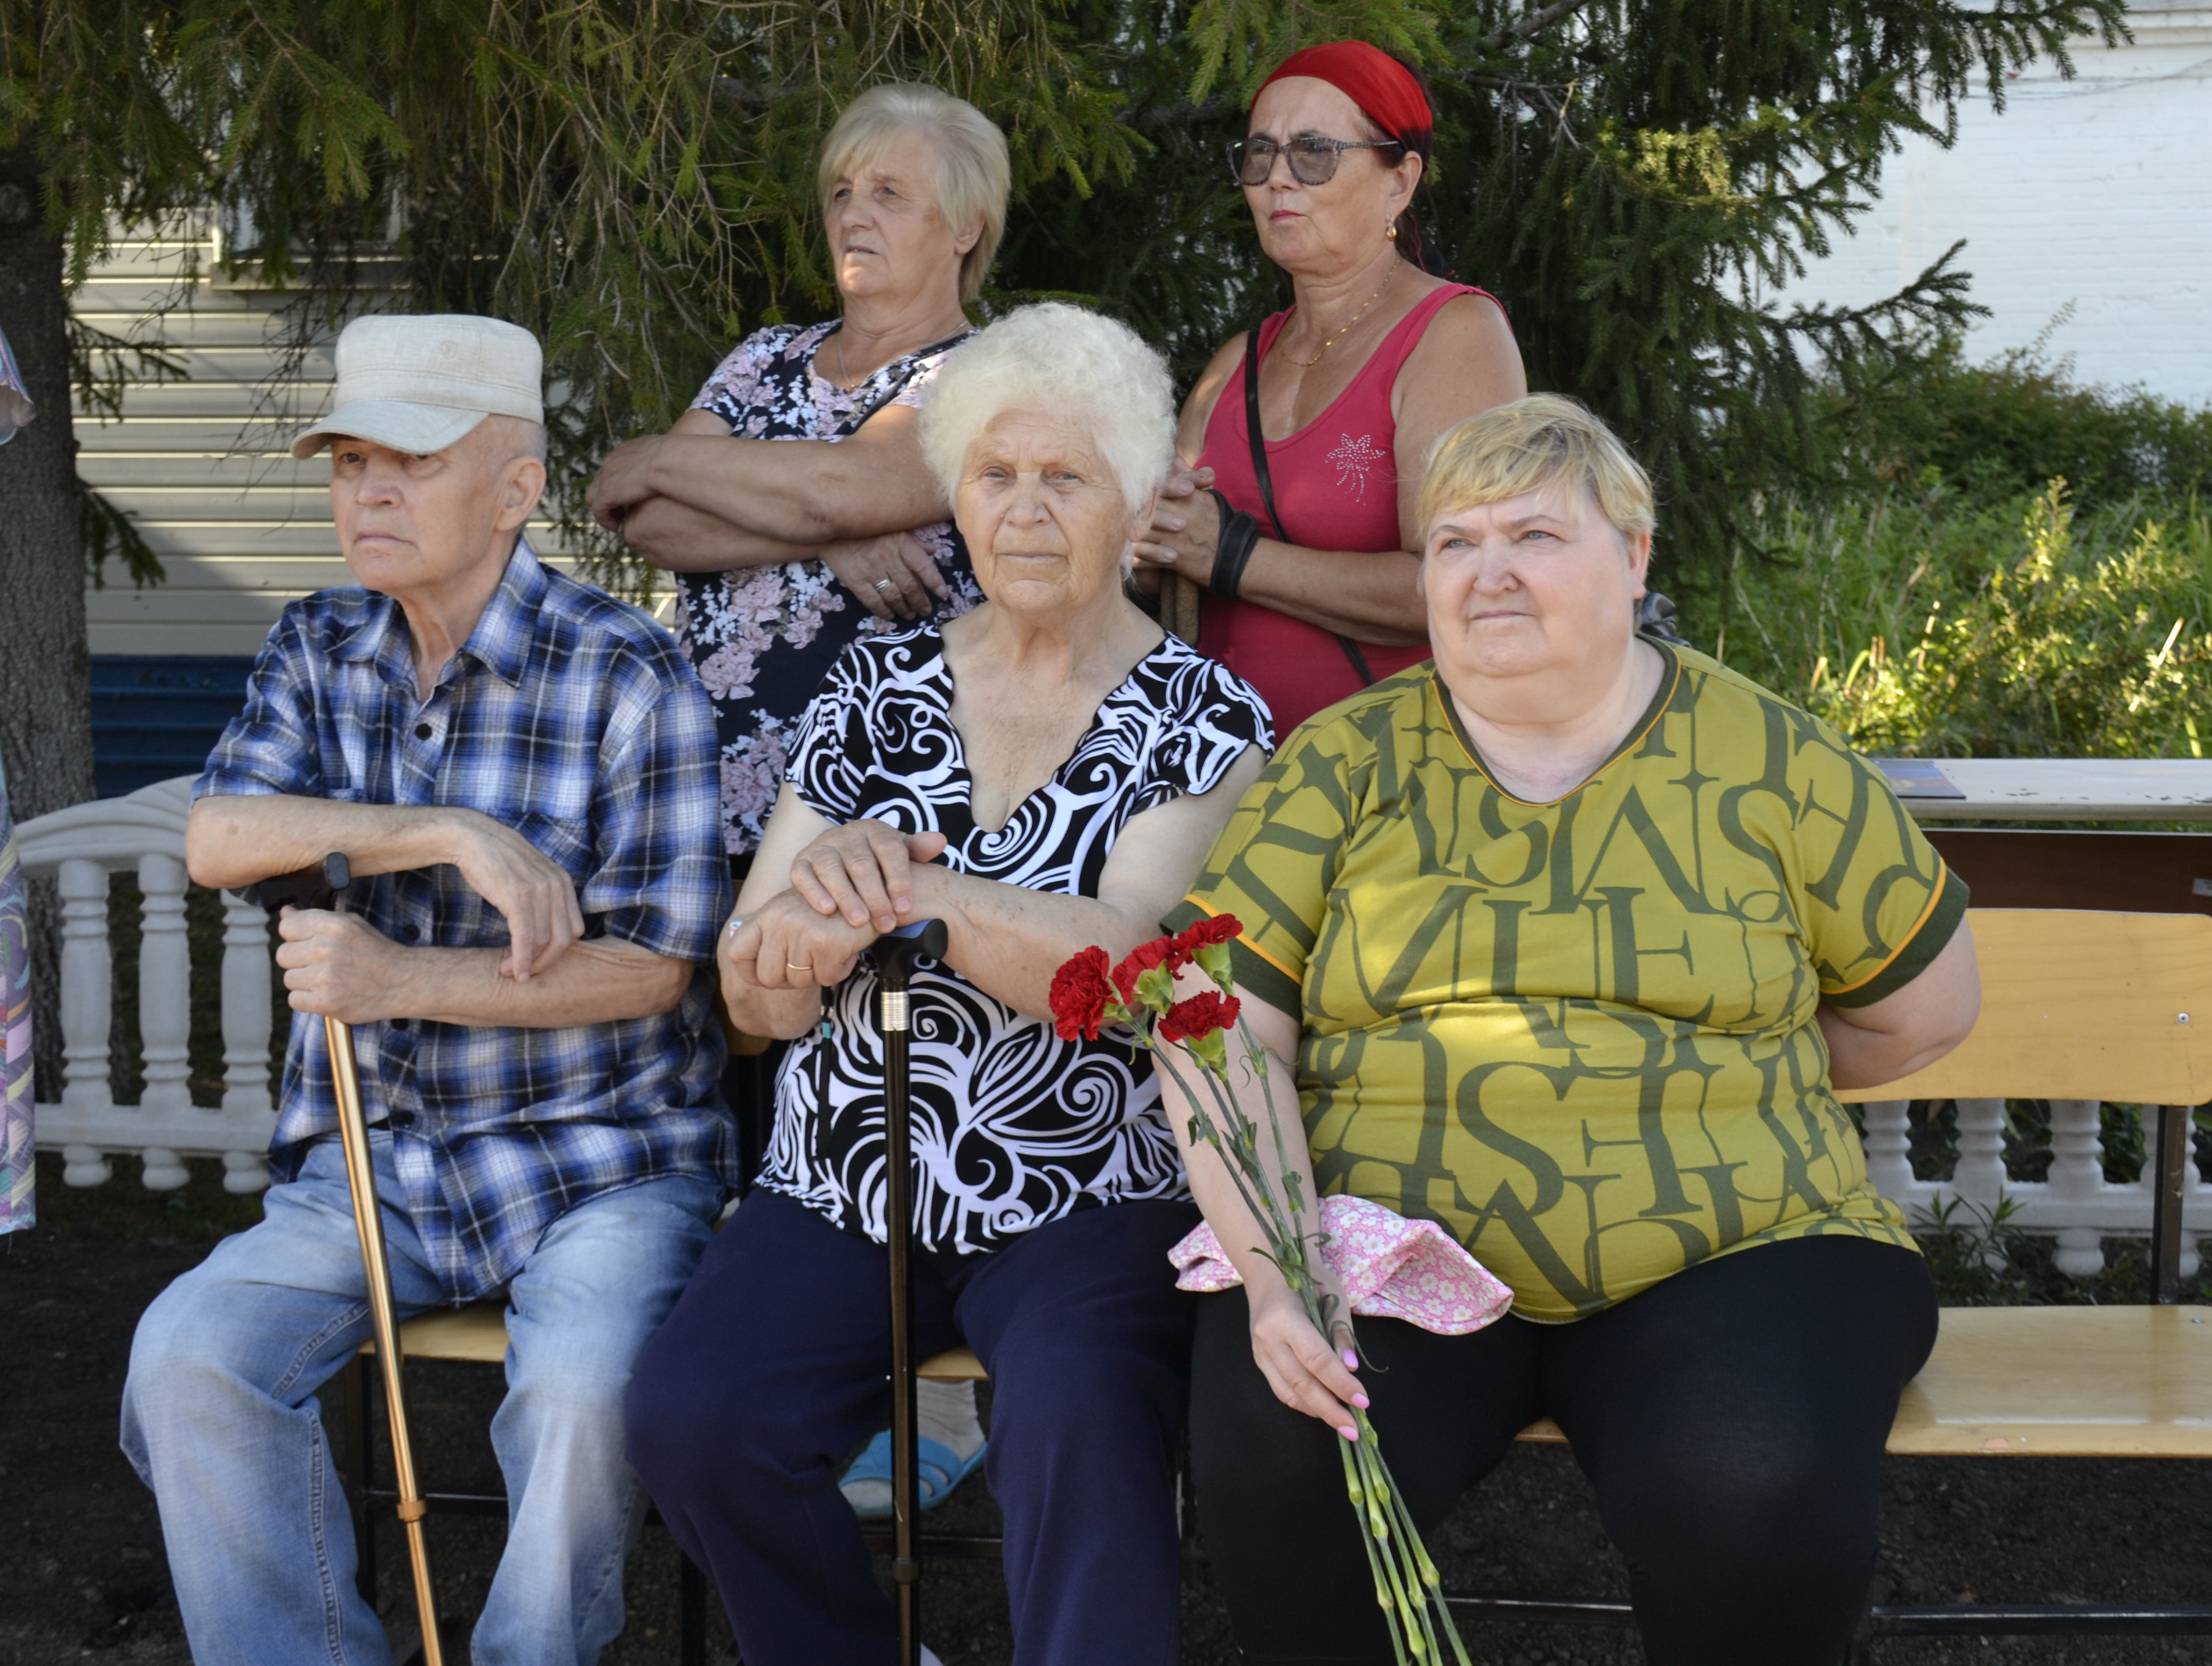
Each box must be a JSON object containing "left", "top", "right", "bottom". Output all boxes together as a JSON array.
[{"left": 1160, "top": 396, "right": 1980, "bottom": 1666}]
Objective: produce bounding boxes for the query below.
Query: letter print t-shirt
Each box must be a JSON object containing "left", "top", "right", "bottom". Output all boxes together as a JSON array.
[
  {"left": 1169, "top": 643, "right": 1967, "bottom": 1321},
  {"left": 760, "top": 624, "right": 1274, "bottom": 1254}
]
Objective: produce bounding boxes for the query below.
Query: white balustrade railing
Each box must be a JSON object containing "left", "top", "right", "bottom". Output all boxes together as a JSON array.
[
  {"left": 1860, "top": 1097, "right": 2206, "bottom": 1276},
  {"left": 21, "top": 777, "right": 274, "bottom": 1194},
  {"left": 19, "top": 780, "right": 2212, "bottom": 1271}
]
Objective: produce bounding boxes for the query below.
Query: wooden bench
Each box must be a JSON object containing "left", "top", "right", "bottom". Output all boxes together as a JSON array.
[
  {"left": 353, "top": 908, "right": 2212, "bottom": 1657},
  {"left": 888, "top": 912, "right": 2212, "bottom": 1646}
]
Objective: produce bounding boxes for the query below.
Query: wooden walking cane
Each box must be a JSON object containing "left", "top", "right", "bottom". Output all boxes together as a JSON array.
[
  {"left": 244, "top": 853, "right": 444, "bottom": 1666},
  {"left": 871, "top": 917, "right": 949, "bottom": 1666}
]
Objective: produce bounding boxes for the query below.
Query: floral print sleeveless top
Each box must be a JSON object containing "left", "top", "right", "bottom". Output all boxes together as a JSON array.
[{"left": 678, "top": 320, "right": 983, "bottom": 856}]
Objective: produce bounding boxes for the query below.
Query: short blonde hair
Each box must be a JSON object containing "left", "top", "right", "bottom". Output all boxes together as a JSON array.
[
  {"left": 1418, "top": 394, "right": 1656, "bottom": 543},
  {"left": 817, "top": 84, "right": 1011, "bottom": 306},
  {"left": 918, "top": 302, "right": 1176, "bottom": 520}
]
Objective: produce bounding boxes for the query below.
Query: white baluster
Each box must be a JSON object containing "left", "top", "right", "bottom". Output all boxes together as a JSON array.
[
  {"left": 219, "top": 890, "right": 275, "bottom": 1193},
  {"left": 1860, "top": 1100, "right": 1915, "bottom": 1201},
  {"left": 57, "top": 858, "right": 113, "bottom": 1186},
  {"left": 2046, "top": 1098, "right": 2106, "bottom": 1279},
  {"left": 137, "top": 852, "right": 192, "bottom": 1190},
  {"left": 1950, "top": 1097, "right": 2011, "bottom": 1266},
  {"left": 2136, "top": 1105, "right": 2202, "bottom": 1281},
  {"left": 1951, "top": 1098, "right": 2009, "bottom": 1204},
  {"left": 60, "top": 1145, "right": 111, "bottom": 1187}
]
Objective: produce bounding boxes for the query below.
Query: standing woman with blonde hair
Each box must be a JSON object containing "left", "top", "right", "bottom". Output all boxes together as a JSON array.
[
  {"left": 589, "top": 82, "right": 1010, "bottom": 871},
  {"left": 1135, "top": 41, "right": 1527, "bottom": 736}
]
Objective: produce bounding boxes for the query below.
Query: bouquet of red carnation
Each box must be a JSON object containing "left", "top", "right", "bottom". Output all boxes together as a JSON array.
[{"left": 1050, "top": 918, "right": 1469, "bottom": 1666}]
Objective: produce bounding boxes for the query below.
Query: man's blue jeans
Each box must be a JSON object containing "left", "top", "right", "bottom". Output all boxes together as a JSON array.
[{"left": 120, "top": 1135, "right": 721, "bottom": 1666}]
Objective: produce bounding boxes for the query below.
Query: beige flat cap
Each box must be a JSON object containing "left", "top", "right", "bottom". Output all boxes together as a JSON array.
[{"left": 292, "top": 313, "right": 543, "bottom": 459}]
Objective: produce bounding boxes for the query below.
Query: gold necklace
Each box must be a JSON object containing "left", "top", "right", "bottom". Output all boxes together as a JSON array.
[{"left": 1278, "top": 258, "right": 1400, "bottom": 368}]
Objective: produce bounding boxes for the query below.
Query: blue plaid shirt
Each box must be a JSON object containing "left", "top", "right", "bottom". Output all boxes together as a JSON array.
[{"left": 196, "top": 541, "right": 736, "bottom": 1300}]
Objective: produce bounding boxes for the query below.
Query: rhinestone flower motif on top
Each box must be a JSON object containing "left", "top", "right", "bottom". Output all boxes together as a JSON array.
[{"left": 1327, "top": 431, "right": 1388, "bottom": 502}]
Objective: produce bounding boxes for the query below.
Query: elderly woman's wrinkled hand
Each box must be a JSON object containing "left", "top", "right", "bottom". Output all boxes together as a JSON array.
[
  {"left": 1246, "top": 1276, "right": 1372, "bottom": 1438},
  {"left": 1132, "top": 464, "right": 1220, "bottom": 577},
  {"left": 791, "top": 818, "right": 951, "bottom": 934},
  {"left": 721, "top": 892, "right": 878, "bottom": 993},
  {"left": 821, "top": 532, "right": 951, "bottom": 620},
  {"left": 585, "top": 434, "right": 667, "bottom": 530}
]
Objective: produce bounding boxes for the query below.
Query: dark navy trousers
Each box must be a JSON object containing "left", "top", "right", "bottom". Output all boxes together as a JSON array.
[{"left": 625, "top": 1187, "right": 1201, "bottom": 1666}]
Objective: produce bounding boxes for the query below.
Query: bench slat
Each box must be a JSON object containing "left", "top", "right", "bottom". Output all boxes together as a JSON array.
[
  {"left": 380, "top": 1304, "right": 2212, "bottom": 1460},
  {"left": 1889, "top": 1304, "right": 2212, "bottom": 1456}
]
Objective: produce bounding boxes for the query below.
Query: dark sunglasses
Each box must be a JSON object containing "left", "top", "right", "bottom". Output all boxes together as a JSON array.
[{"left": 1227, "top": 134, "right": 1406, "bottom": 188}]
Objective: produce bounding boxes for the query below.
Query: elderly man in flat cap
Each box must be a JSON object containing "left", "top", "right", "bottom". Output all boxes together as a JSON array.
[{"left": 120, "top": 315, "right": 735, "bottom": 1665}]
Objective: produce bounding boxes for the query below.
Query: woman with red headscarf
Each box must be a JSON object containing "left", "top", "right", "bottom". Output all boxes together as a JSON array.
[{"left": 1134, "top": 41, "right": 1527, "bottom": 734}]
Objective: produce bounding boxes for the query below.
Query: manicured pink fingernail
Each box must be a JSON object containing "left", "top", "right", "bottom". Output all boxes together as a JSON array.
[
  {"left": 1352, "top": 1393, "right": 1370, "bottom": 1410},
  {"left": 1339, "top": 1424, "right": 1359, "bottom": 1441},
  {"left": 1342, "top": 1350, "right": 1359, "bottom": 1368}
]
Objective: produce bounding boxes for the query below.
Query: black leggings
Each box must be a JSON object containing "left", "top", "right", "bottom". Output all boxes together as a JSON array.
[{"left": 1191, "top": 1235, "right": 1939, "bottom": 1666}]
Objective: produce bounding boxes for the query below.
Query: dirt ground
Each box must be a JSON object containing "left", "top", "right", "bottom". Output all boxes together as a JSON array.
[{"left": 3, "top": 1153, "right": 2209, "bottom": 1666}]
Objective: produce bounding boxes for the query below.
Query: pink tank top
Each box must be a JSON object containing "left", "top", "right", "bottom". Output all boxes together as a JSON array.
[{"left": 1196, "top": 282, "right": 1499, "bottom": 735}]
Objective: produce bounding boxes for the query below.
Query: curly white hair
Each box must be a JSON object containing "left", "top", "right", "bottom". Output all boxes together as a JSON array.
[{"left": 918, "top": 302, "right": 1177, "bottom": 517}]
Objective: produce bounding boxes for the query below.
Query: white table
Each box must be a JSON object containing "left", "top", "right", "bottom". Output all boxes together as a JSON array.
[{"left": 1877, "top": 759, "right": 2212, "bottom": 823}]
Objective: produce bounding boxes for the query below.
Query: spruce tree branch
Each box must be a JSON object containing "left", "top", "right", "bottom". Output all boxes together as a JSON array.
[
  {"left": 1119, "top": 98, "right": 1233, "bottom": 133},
  {"left": 1480, "top": 0, "right": 1600, "bottom": 54}
]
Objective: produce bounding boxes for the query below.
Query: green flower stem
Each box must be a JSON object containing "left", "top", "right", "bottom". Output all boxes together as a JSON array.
[
  {"left": 1365, "top": 1468, "right": 1429, "bottom": 1660},
  {"left": 1361, "top": 1425, "right": 1472, "bottom": 1666},
  {"left": 1159, "top": 1008, "right": 1469, "bottom": 1666},
  {"left": 1343, "top": 1440, "right": 1410, "bottom": 1663}
]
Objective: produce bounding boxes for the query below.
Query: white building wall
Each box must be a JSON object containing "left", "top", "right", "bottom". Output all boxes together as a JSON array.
[{"left": 1782, "top": 0, "right": 2212, "bottom": 405}]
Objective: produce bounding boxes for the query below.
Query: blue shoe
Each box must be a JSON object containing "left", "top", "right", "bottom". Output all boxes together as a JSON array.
[{"left": 839, "top": 1430, "right": 988, "bottom": 1521}]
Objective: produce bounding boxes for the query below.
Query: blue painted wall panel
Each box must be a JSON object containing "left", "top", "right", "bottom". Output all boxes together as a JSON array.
[{"left": 91, "top": 655, "right": 257, "bottom": 798}]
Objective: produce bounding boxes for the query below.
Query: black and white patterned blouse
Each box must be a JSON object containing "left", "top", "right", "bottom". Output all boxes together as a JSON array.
[
  {"left": 676, "top": 320, "right": 984, "bottom": 857},
  {"left": 759, "top": 625, "right": 1274, "bottom": 1254}
]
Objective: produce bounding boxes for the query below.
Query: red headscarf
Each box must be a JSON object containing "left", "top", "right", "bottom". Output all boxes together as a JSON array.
[{"left": 1255, "top": 41, "right": 1433, "bottom": 148}]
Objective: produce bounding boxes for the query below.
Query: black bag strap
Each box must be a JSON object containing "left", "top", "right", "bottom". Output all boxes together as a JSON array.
[{"left": 1242, "top": 325, "right": 1378, "bottom": 688}]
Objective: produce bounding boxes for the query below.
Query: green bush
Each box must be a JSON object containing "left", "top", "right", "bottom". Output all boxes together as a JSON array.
[
  {"left": 1815, "top": 330, "right": 2212, "bottom": 507},
  {"left": 1691, "top": 344, "right": 2212, "bottom": 759},
  {"left": 1719, "top": 480, "right": 2212, "bottom": 757}
]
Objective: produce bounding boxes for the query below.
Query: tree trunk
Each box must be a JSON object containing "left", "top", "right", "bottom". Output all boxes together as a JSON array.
[{"left": 0, "top": 137, "right": 96, "bottom": 1103}]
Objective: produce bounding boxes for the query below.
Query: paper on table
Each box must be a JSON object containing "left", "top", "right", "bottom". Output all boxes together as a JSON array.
[{"left": 1876, "top": 758, "right": 1966, "bottom": 800}]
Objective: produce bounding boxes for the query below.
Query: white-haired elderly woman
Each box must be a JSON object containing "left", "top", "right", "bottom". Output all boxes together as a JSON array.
[
  {"left": 585, "top": 82, "right": 1009, "bottom": 871},
  {"left": 624, "top": 303, "right": 1273, "bottom": 1666}
]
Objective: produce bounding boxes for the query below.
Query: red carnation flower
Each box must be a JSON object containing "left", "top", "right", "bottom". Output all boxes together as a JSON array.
[
  {"left": 1157, "top": 990, "right": 1241, "bottom": 1044},
  {"left": 1173, "top": 914, "right": 1242, "bottom": 953},
  {"left": 1049, "top": 946, "right": 1116, "bottom": 1041},
  {"left": 1110, "top": 935, "right": 1189, "bottom": 1005}
]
